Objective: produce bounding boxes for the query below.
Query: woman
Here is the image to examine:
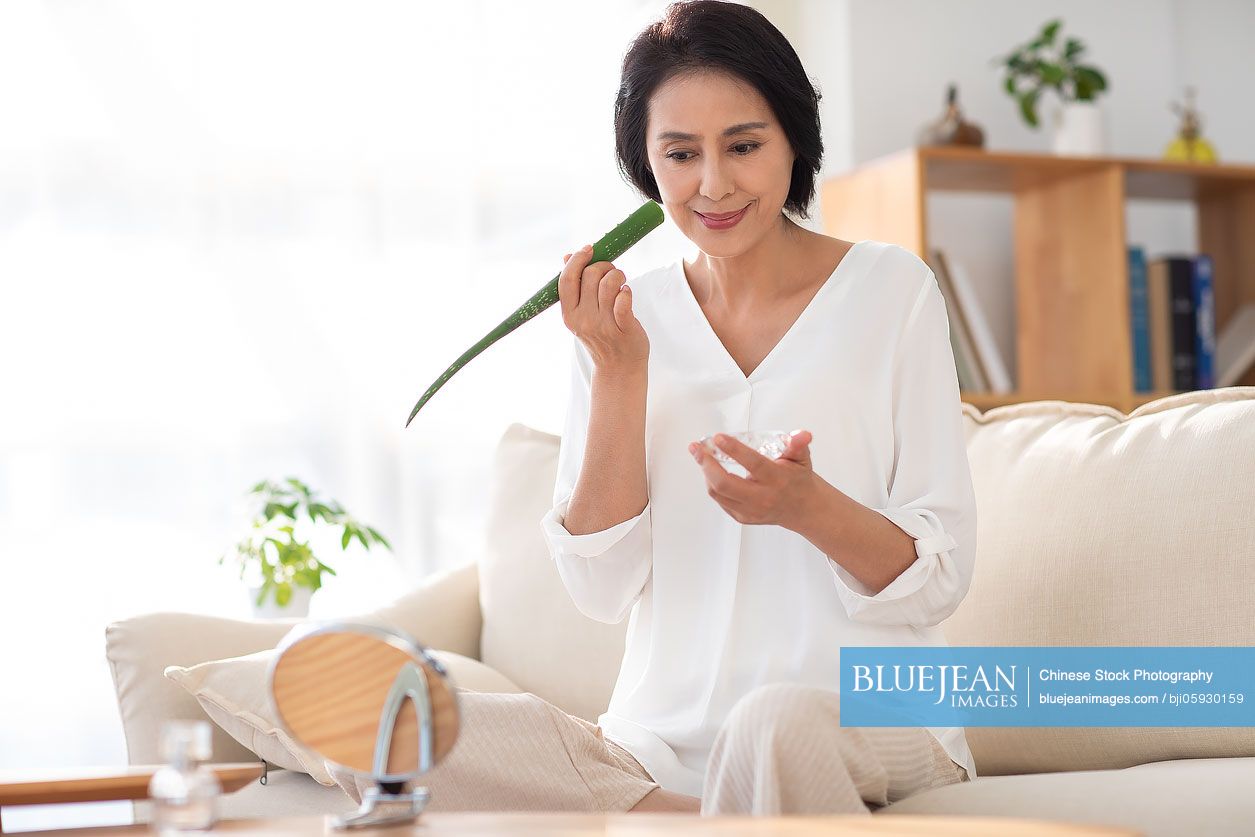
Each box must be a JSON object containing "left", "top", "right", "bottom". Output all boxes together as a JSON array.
[
  {"left": 544, "top": 0, "right": 978, "bottom": 815},
  {"left": 335, "top": 0, "right": 976, "bottom": 817}
]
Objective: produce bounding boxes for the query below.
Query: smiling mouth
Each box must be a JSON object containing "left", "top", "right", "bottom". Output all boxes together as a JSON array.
[{"left": 696, "top": 205, "right": 750, "bottom": 221}]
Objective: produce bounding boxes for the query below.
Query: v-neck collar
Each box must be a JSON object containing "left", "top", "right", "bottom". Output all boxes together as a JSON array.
[{"left": 674, "top": 241, "right": 867, "bottom": 385}]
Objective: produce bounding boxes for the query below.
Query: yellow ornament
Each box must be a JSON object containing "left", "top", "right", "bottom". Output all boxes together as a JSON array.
[{"left": 1164, "top": 86, "right": 1218, "bottom": 163}]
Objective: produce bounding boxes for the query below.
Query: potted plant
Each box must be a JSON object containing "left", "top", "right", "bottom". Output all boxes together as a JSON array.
[
  {"left": 219, "top": 477, "right": 391, "bottom": 618},
  {"left": 996, "top": 19, "right": 1109, "bottom": 155}
]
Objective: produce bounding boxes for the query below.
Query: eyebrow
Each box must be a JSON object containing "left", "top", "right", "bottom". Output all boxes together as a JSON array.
[{"left": 655, "top": 121, "right": 769, "bottom": 142}]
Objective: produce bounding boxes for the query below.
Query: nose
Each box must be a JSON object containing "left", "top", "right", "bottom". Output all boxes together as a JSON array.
[{"left": 698, "top": 153, "right": 734, "bottom": 205}]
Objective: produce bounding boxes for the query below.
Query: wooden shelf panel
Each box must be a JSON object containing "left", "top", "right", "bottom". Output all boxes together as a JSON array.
[
  {"left": 1123, "top": 157, "right": 1255, "bottom": 200},
  {"left": 1013, "top": 164, "right": 1129, "bottom": 394},
  {"left": 914, "top": 145, "right": 1255, "bottom": 200},
  {"left": 920, "top": 146, "right": 1110, "bottom": 194}
]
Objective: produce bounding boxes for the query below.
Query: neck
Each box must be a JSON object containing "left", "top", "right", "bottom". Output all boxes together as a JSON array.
[{"left": 688, "top": 214, "right": 814, "bottom": 314}]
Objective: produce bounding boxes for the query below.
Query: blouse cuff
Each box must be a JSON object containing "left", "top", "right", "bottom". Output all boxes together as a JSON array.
[
  {"left": 828, "top": 507, "right": 960, "bottom": 624},
  {"left": 540, "top": 495, "right": 650, "bottom": 559}
]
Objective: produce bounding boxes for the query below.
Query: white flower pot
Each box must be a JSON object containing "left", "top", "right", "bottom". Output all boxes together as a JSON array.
[
  {"left": 248, "top": 584, "right": 314, "bottom": 619},
  {"left": 1052, "top": 100, "right": 1106, "bottom": 156}
]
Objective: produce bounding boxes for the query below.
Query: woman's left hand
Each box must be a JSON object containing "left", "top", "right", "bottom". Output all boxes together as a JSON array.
[{"left": 688, "top": 430, "right": 818, "bottom": 529}]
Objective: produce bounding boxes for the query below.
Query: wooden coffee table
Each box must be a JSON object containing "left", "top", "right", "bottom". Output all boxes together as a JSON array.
[
  {"left": 14, "top": 812, "right": 1143, "bottom": 835},
  {"left": 0, "top": 764, "right": 263, "bottom": 834}
]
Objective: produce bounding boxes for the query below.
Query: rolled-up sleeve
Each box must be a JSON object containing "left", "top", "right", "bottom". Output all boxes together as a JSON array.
[
  {"left": 538, "top": 337, "right": 653, "bottom": 625},
  {"left": 829, "top": 269, "right": 978, "bottom": 628}
]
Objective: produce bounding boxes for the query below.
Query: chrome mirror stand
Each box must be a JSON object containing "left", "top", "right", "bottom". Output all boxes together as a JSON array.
[
  {"left": 331, "top": 635, "right": 438, "bottom": 829},
  {"left": 334, "top": 780, "right": 432, "bottom": 829}
]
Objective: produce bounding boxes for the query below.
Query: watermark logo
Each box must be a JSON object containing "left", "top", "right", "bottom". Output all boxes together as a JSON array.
[
  {"left": 839, "top": 647, "right": 1254, "bottom": 727},
  {"left": 851, "top": 663, "right": 1019, "bottom": 707}
]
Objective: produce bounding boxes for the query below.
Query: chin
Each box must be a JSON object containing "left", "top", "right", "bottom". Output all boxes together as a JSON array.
[
  {"left": 684, "top": 229, "right": 737, "bottom": 255},
  {"left": 688, "top": 219, "right": 758, "bottom": 251}
]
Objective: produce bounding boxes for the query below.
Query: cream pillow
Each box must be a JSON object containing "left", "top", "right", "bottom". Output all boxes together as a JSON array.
[
  {"left": 479, "top": 423, "right": 631, "bottom": 723},
  {"left": 947, "top": 389, "right": 1255, "bottom": 775},
  {"left": 164, "top": 646, "right": 522, "bottom": 785}
]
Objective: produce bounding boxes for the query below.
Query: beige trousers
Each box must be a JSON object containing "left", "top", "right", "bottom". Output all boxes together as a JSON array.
[
  {"left": 700, "top": 682, "right": 970, "bottom": 815},
  {"left": 328, "top": 684, "right": 969, "bottom": 815}
]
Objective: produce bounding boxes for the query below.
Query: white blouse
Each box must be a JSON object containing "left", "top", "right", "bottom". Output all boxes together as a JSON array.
[{"left": 538, "top": 240, "right": 978, "bottom": 798}]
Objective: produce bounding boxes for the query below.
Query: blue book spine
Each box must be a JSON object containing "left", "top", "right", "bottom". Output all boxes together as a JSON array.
[
  {"left": 1128, "top": 246, "right": 1151, "bottom": 392},
  {"left": 1193, "top": 254, "right": 1215, "bottom": 389}
]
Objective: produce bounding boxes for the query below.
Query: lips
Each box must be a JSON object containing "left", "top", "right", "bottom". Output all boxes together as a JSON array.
[{"left": 697, "top": 205, "right": 749, "bottom": 221}]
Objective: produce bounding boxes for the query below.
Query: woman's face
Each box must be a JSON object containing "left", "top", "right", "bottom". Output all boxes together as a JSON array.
[{"left": 645, "top": 70, "right": 796, "bottom": 256}]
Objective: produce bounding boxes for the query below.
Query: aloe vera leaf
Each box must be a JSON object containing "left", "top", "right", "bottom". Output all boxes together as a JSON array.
[{"left": 405, "top": 200, "right": 666, "bottom": 427}]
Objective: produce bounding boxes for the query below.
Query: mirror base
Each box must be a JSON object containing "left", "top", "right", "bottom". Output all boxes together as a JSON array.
[{"left": 332, "top": 783, "right": 431, "bottom": 830}]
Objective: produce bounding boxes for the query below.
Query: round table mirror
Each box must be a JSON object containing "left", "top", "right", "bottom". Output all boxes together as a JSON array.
[{"left": 267, "top": 620, "right": 460, "bottom": 828}]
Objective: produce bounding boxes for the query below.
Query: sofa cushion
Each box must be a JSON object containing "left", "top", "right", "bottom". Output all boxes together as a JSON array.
[
  {"left": 164, "top": 648, "right": 333, "bottom": 785},
  {"left": 163, "top": 647, "right": 522, "bottom": 786},
  {"left": 880, "top": 756, "right": 1255, "bottom": 837},
  {"left": 944, "top": 387, "right": 1255, "bottom": 774},
  {"left": 477, "top": 423, "right": 632, "bottom": 723}
]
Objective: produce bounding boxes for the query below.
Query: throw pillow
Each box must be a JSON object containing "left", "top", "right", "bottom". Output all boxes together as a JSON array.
[{"left": 164, "top": 645, "right": 521, "bottom": 785}]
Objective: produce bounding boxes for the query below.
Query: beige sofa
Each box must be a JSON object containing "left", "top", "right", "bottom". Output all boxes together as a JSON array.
[{"left": 105, "top": 388, "right": 1255, "bottom": 835}]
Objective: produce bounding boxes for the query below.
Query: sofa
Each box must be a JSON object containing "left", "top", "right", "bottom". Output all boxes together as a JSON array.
[{"left": 105, "top": 387, "right": 1255, "bottom": 835}]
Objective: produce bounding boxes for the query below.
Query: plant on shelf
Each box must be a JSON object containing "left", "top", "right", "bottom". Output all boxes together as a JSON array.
[
  {"left": 996, "top": 18, "right": 1108, "bottom": 129},
  {"left": 219, "top": 477, "right": 391, "bottom": 615}
]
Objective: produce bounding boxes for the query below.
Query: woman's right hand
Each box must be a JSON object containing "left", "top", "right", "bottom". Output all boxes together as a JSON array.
[{"left": 558, "top": 244, "right": 650, "bottom": 375}]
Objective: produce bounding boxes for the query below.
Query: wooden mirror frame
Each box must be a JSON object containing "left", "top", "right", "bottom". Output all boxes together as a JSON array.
[{"left": 267, "top": 621, "right": 460, "bottom": 784}]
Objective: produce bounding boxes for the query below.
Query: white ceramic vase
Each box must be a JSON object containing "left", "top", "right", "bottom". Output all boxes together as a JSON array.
[
  {"left": 248, "top": 583, "right": 314, "bottom": 619},
  {"left": 1052, "top": 100, "right": 1106, "bottom": 156}
]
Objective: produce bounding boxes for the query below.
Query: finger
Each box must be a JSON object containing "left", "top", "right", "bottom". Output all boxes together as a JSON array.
[
  {"left": 712, "top": 492, "right": 755, "bottom": 523},
  {"left": 691, "top": 442, "right": 753, "bottom": 499},
  {"left": 580, "top": 259, "right": 618, "bottom": 315},
  {"left": 709, "top": 477, "right": 753, "bottom": 509},
  {"left": 705, "top": 472, "right": 758, "bottom": 520},
  {"left": 598, "top": 266, "right": 625, "bottom": 316},
  {"left": 712, "top": 433, "right": 773, "bottom": 478},
  {"left": 558, "top": 244, "right": 594, "bottom": 320},
  {"left": 689, "top": 441, "right": 725, "bottom": 476},
  {"left": 613, "top": 280, "right": 635, "bottom": 333},
  {"left": 779, "top": 429, "right": 813, "bottom": 461}
]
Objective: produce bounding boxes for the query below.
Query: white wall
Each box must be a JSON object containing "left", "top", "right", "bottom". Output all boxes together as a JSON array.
[
  {"left": 0, "top": 2, "right": 690, "bottom": 830},
  {"left": 758, "top": 0, "right": 1254, "bottom": 381}
]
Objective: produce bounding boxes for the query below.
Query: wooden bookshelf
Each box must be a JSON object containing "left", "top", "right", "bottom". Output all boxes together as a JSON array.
[{"left": 820, "top": 146, "right": 1255, "bottom": 413}]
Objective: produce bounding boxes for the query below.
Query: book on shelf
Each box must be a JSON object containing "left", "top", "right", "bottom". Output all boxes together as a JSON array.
[
  {"left": 929, "top": 250, "right": 985, "bottom": 391},
  {"left": 1193, "top": 255, "right": 1215, "bottom": 389},
  {"left": 919, "top": 245, "right": 1250, "bottom": 398},
  {"left": 927, "top": 249, "right": 1012, "bottom": 394},
  {"left": 1136, "top": 249, "right": 1226, "bottom": 392},
  {"left": 1127, "top": 247, "right": 1152, "bottom": 392}
]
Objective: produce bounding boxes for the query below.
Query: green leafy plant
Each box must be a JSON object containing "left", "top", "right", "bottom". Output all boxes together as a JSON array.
[
  {"left": 995, "top": 19, "right": 1108, "bottom": 129},
  {"left": 219, "top": 477, "right": 391, "bottom": 608}
]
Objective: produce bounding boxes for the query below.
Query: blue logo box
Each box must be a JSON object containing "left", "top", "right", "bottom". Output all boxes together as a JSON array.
[{"left": 839, "top": 647, "right": 1255, "bottom": 727}]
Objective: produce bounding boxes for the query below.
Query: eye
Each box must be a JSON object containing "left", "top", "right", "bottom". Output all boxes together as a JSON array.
[{"left": 664, "top": 142, "right": 761, "bottom": 164}]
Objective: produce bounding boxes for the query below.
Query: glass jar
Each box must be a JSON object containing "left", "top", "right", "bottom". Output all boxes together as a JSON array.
[{"left": 147, "top": 720, "right": 222, "bottom": 834}]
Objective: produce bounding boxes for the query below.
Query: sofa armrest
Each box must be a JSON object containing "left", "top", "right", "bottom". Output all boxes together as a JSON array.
[
  {"left": 104, "top": 561, "right": 482, "bottom": 767},
  {"left": 105, "top": 612, "right": 301, "bottom": 767}
]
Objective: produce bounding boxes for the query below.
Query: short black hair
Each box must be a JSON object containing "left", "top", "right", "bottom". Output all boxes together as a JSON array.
[{"left": 614, "top": 0, "right": 824, "bottom": 220}]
